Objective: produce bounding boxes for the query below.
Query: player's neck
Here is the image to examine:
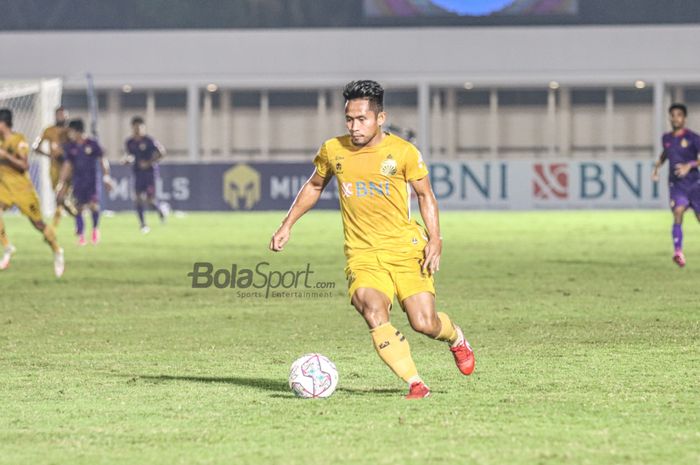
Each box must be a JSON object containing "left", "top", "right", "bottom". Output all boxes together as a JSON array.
[
  {"left": 362, "top": 130, "right": 387, "bottom": 149},
  {"left": 673, "top": 127, "right": 686, "bottom": 136},
  {"left": 0, "top": 128, "right": 11, "bottom": 139}
]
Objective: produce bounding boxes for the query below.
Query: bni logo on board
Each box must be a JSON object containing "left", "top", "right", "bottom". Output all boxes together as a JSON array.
[{"left": 533, "top": 163, "right": 569, "bottom": 200}]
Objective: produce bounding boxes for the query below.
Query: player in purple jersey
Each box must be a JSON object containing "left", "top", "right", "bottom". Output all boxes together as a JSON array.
[
  {"left": 57, "top": 119, "right": 113, "bottom": 246},
  {"left": 652, "top": 104, "right": 700, "bottom": 267},
  {"left": 124, "top": 116, "right": 166, "bottom": 234}
]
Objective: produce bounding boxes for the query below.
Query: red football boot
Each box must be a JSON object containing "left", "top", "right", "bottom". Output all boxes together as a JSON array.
[
  {"left": 450, "top": 326, "right": 475, "bottom": 375},
  {"left": 405, "top": 381, "right": 431, "bottom": 399}
]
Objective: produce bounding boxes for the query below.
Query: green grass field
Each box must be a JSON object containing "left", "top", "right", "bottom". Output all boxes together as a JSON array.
[{"left": 0, "top": 210, "right": 698, "bottom": 465}]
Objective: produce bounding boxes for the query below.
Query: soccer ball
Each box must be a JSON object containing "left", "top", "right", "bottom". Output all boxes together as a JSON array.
[{"left": 288, "top": 353, "right": 338, "bottom": 398}]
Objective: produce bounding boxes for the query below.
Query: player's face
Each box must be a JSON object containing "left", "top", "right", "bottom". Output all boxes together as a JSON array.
[
  {"left": 345, "top": 99, "right": 386, "bottom": 147},
  {"left": 670, "top": 109, "right": 686, "bottom": 131},
  {"left": 132, "top": 123, "right": 145, "bottom": 137},
  {"left": 67, "top": 128, "right": 81, "bottom": 142},
  {"left": 55, "top": 109, "right": 68, "bottom": 126}
]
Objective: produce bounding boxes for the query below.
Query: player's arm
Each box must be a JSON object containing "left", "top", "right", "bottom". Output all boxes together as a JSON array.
[
  {"left": 100, "top": 153, "right": 114, "bottom": 192},
  {"left": 0, "top": 141, "right": 30, "bottom": 172},
  {"left": 153, "top": 140, "right": 166, "bottom": 163},
  {"left": 410, "top": 176, "right": 442, "bottom": 275},
  {"left": 269, "top": 169, "right": 332, "bottom": 252},
  {"left": 56, "top": 160, "right": 73, "bottom": 201},
  {"left": 652, "top": 150, "right": 667, "bottom": 181}
]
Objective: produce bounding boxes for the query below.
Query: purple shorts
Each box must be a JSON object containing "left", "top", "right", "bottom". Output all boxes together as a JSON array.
[
  {"left": 73, "top": 186, "right": 97, "bottom": 206},
  {"left": 135, "top": 172, "right": 156, "bottom": 195},
  {"left": 670, "top": 182, "right": 700, "bottom": 212}
]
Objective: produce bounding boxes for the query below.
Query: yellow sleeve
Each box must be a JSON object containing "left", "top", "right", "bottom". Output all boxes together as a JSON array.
[
  {"left": 404, "top": 144, "right": 429, "bottom": 181},
  {"left": 312, "top": 143, "right": 332, "bottom": 178},
  {"left": 14, "top": 134, "right": 30, "bottom": 159}
]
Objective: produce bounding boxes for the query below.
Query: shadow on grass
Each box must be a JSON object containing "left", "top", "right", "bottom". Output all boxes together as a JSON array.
[{"left": 131, "top": 374, "right": 405, "bottom": 397}]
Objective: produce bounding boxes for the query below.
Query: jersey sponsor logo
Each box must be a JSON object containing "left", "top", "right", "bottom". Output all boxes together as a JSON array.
[
  {"left": 681, "top": 138, "right": 689, "bottom": 148},
  {"left": 335, "top": 162, "right": 343, "bottom": 174},
  {"left": 533, "top": 163, "right": 568, "bottom": 200},
  {"left": 85, "top": 145, "right": 93, "bottom": 156},
  {"left": 380, "top": 155, "right": 398, "bottom": 176},
  {"left": 341, "top": 180, "right": 391, "bottom": 198},
  {"left": 223, "top": 163, "right": 261, "bottom": 210},
  {"left": 139, "top": 142, "right": 147, "bottom": 151}
]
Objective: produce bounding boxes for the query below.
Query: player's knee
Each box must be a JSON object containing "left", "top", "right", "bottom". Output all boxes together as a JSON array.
[
  {"left": 409, "top": 313, "right": 440, "bottom": 337},
  {"left": 352, "top": 300, "right": 388, "bottom": 327}
]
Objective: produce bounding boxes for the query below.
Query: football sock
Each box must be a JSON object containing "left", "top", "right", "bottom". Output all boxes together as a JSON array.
[
  {"left": 435, "top": 312, "right": 459, "bottom": 345},
  {"left": 91, "top": 210, "right": 100, "bottom": 229},
  {"left": 0, "top": 216, "right": 9, "bottom": 248},
  {"left": 42, "top": 224, "right": 60, "bottom": 253},
  {"left": 137, "top": 204, "right": 146, "bottom": 227},
  {"left": 673, "top": 223, "right": 683, "bottom": 252},
  {"left": 76, "top": 214, "right": 84, "bottom": 235},
  {"left": 370, "top": 322, "right": 419, "bottom": 383}
]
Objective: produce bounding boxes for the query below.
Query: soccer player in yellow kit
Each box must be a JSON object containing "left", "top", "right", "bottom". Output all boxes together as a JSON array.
[
  {"left": 0, "top": 108, "right": 64, "bottom": 277},
  {"left": 34, "top": 106, "right": 76, "bottom": 227},
  {"left": 270, "top": 81, "right": 474, "bottom": 399}
]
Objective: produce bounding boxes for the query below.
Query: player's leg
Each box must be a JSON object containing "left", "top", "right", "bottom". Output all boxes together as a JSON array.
[
  {"left": 147, "top": 192, "right": 165, "bottom": 224},
  {"left": 88, "top": 200, "right": 101, "bottom": 244},
  {"left": 350, "top": 286, "right": 428, "bottom": 398},
  {"left": 17, "top": 190, "right": 64, "bottom": 277},
  {"left": 0, "top": 204, "right": 16, "bottom": 270},
  {"left": 135, "top": 191, "right": 149, "bottom": 232},
  {"left": 74, "top": 202, "right": 87, "bottom": 245},
  {"left": 672, "top": 204, "right": 687, "bottom": 267},
  {"left": 401, "top": 291, "right": 475, "bottom": 376}
]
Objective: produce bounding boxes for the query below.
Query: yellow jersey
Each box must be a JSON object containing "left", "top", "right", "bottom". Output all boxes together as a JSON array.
[
  {"left": 0, "top": 132, "right": 32, "bottom": 187},
  {"left": 40, "top": 125, "right": 67, "bottom": 159},
  {"left": 313, "top": 133, "right": 430, "bottom": 257}
]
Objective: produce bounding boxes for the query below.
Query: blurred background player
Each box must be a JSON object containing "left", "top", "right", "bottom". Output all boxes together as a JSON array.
[
  {"left": 0, "top": 108, "right": 64, "bottom": 276},
  {"left": 652, "top": 103, "right": 700, "bottom": 267},
  {"left": 270, "top": 80, "right": 475, "bottom": 399},
  {"left": 124, "top": 116, "right": 166, "bottom": 234},
  {"left": 57, "top": 119, "right": 113, "bottom": 246},
  {"left": 33, "top": 106, "right": 77, "bottom": 226}
]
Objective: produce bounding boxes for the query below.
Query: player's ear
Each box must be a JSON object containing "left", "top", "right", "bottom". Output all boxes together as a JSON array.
[{"left": 377, "top": 111, "right": 387, "bottom": 126}]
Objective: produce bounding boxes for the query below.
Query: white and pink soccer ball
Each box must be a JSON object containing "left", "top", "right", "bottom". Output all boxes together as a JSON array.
[{"left": 288, "top": 353, "right": 338, "bottom": 398}]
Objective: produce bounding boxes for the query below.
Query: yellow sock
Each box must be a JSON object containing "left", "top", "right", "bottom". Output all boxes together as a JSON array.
[
  {"left": 42, "top": 224, "right": 60, "bottom": 253},
  {"left": 0, "top": 216, "right": 9, "bottom": 248},
  {"left": 436, "top": 312, "right": 458, "bottom": 344},
  {"left": 370, "top": 323, "right": 419, "bottom": 383}
]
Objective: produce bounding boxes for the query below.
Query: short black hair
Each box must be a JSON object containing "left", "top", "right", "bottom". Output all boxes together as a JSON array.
[
  {"left": 131, "top": 116, "right": 144, "bottom": 126},
  {"left": 0, "top": 108, "right": 13, "bottom": 127},
  {"left": 343, "top": 80, "right": 384, "bottom": 113},
  {"left": 669, "top": 103, "right": 688, "bottom": 116},
  {"left": 68, "top": 118, "right": 85, "bottom": 133}
]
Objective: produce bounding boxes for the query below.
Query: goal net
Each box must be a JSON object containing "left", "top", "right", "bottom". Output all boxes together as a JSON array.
[{"left": 0, "top": 79, "right": 62, "bottom": 217}]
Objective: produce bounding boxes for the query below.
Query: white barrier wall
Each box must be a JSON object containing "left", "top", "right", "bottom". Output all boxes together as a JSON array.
[{"left": 428, "top": 159, "right": 667, "bottom": 210}]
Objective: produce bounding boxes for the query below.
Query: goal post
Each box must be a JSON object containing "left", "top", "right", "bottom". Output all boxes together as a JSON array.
[{"left": 0, "top": 78, "right": 63, "bottom": 218}]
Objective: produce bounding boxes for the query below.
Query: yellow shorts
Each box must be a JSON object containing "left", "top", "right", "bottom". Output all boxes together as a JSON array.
[
  {"left": 345, "top": 251, "right": 435, "bottom": 307},
  {"left": 0, "top": 177, "right": 43, "bottom": 223}
]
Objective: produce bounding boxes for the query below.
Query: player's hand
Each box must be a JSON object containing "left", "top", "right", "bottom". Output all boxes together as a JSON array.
[
  {"left": 422, "top": 237, "right": 442, "bottom": 275},
  {"left": 269, "top": 225, "right": 291, "bottom": 252},
  {"left": 103, "top": 175, "right": 115, "bottom": 192},
  {"left": 651, "top": 166, "right": 660, "bottom": 182},
  {"left": 675, "top": 163, "right": 692, "bottom": 178}
]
